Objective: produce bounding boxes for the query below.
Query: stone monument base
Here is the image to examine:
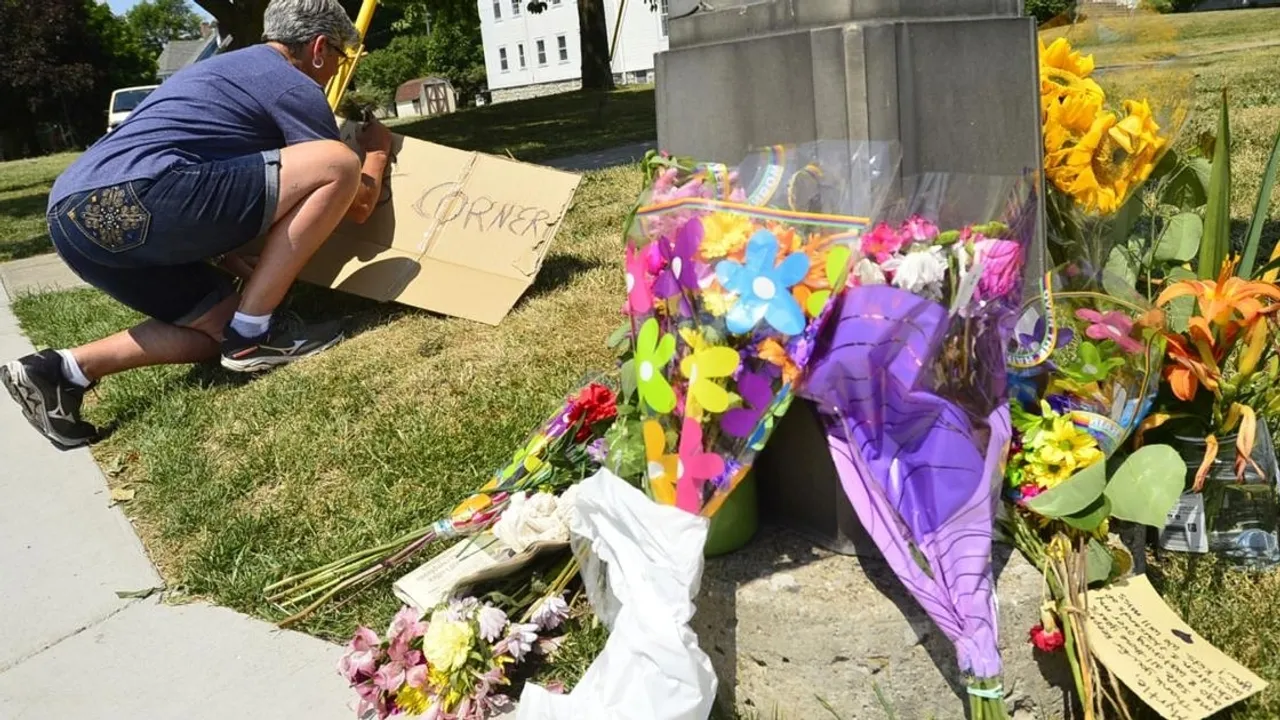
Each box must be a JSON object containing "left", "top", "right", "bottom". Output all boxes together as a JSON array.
[{"left": 693, "top": 528, "right": 1074, "bottom": 719}]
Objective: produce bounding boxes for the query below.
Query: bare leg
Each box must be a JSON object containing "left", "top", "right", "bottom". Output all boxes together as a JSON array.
[
  {"left": 238, "top": 140, "right": 361, "bottom": 316},
  {"left": 71, "top": 294, "right": 239, "bottom": 382}
]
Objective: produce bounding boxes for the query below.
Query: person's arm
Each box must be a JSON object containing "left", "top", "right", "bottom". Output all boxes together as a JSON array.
[{"left": 346, "top": 121, "right": 392, "bottom": 224}]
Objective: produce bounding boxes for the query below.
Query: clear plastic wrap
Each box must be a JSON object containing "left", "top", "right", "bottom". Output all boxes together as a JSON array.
[{"left": 619, "top": 141, "right": 900, "bottom": 516}]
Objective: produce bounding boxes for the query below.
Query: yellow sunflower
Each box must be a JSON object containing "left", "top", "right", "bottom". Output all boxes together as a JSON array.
[
  {"left": 1039, "top": 37, "right": 1105, "bottom": 110},
  {"left": 1046, "top": 98, "right": 1166, "bottom": 215},
  {"left": 1043, "top": 91, "right": 1102, "bottom": 157}
]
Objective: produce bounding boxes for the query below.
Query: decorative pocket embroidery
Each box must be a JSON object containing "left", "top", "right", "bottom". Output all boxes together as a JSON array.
[{"left": 66, "top": 183, "right": 151, "bottom": 253}]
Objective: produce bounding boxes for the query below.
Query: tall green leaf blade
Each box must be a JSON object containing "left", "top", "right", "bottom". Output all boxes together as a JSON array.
[
  {"left": 1104, "top": 444, "right": 1188, "bottom": 527},
  {"left": 1199, "top": 89, "right": 1231, "bottom": 279},
  {"left": 1242, "top": 124, "right": 1280, "bottom": 278}
]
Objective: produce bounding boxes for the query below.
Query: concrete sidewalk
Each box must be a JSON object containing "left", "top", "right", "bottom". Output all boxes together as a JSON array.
[{"left": 0, "top": 271, "right": 355, "bottom": 719}]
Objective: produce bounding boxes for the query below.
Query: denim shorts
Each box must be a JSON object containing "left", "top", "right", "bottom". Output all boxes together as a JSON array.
[{"left": 48, "top": 150, "right": 281, "bottom": 325}]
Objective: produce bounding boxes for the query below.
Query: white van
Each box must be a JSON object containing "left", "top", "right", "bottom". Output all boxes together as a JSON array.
[{"left": 107, "top": 85, "right": 160, "bottom": 133}]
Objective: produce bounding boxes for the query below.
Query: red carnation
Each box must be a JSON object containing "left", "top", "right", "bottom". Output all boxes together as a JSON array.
[
  {"left": 1029, "top": 623, "right": 1064, "bottom": 653},
  {"left": 567, "top": 383, "right": 618, "bottom": 442}
]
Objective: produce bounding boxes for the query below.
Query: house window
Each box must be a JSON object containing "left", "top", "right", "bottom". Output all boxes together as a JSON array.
[
  {"left": 557, "top": 35, "right": 568, "bottom": 62},
  {"left": 660, "top": 0, "right": 669, "bottom": 36},
  {"left": 552, "top": 0, "right": 561, "bottom": 4},
  {"left": 511, "top": 0, "right": 521, "bottom": 15},
  {"left": 634, "top": 69, "right": 649, "bottom": 83},
  {"left": 493, "top": 0, "right": 501, "bottom": 19},
  {"left": 518, "top": 43, "right": 526, "bottom": 69},
  {"left": 536, "top": 39, "right": 547, "bottom": 66},
  {"left": 499, "top": 47, "right": 509, "bottom": 71}
]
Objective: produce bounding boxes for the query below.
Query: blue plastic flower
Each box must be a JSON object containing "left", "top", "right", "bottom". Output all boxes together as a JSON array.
[{"left": 715, "top": 229, "right": 810, "bottom": 335}]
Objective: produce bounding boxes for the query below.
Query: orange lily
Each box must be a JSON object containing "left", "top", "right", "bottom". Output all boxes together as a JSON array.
[
  {"left": 1161, "top": 332, "right": 1220, "bottom": 401},
  {"left": 1156, "top": 262, "right": 1280, "bottom": 330}
]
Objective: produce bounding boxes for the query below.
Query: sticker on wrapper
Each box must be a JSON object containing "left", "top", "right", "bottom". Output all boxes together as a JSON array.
[{"left": 1068, "top": 410, "right": 1126, "bottom": 457}]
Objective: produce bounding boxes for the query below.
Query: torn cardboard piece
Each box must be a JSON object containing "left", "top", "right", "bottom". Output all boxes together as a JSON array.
[
  {"left": 298, "top": 126, "right": 581, "bottom": 325},
  {"left": 1086, "top": 575, "right": 1267, "bottom": 720}
]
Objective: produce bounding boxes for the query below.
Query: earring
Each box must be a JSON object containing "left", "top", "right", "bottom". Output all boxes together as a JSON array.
[{"left": 313, "top": 55, "right": 325, "bottom": 69}]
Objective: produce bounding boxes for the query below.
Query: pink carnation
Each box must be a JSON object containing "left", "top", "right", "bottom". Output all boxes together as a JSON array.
[{"left": 861, "top": 222, "right": 905, "bottom": 262}]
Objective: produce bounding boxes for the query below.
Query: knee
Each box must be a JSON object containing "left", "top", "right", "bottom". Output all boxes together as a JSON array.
[{"left": 317, "top": 140, "right": 361, "bottom": 190}]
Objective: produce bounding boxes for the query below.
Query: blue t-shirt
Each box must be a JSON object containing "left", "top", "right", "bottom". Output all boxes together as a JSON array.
[{"left": 51, "top": 45, "right": 339, "bottom": 207}]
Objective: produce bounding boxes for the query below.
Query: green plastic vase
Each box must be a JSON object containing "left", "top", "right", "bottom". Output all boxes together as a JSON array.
[{"left": 704, "top": 469, "right": 759, "bottom": 557}]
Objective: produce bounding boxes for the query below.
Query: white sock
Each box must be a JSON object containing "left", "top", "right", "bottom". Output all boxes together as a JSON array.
[
  {"left": 230, "top": 311, "right": 272, "bottom": 339},
  {"left": 57, "top": 349, "right": 91, "bottom": 388}
]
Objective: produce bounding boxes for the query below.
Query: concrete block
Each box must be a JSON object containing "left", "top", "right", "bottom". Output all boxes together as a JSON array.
[
  {"left": 0, "top": 294, "right": 160, "bottom": 671},
  {"left": 693, "top": 528, "right": 1073, "bottom": 719},
  {"left": 0, "top": 600, "right": 354, "bottom": 720}
]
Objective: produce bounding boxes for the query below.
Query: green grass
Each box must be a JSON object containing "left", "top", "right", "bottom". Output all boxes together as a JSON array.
[
  {"left": 0, "top": 88, "right": 654, "bottom": 263},
  {"left": 10, "top": 164, "right": 638, "bottom": 645},
  {"left": 0, "top": 152, "right": 77, "bottom": 262}
]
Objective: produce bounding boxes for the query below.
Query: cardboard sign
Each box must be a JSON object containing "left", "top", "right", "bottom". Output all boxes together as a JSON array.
[
  {"left": 1086, "top": 575, "right": 1266, "bottom": 719},
  {"left": 298, "top": 127, "right": 581, "bottom": 325}
]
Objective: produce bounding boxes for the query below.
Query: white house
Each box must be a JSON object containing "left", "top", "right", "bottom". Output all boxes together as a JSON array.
[{"left": 477, "top": 0, "right": 670, "bottom": 103}]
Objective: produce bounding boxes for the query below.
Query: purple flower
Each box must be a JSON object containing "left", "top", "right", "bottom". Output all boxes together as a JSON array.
[
  {"left": 477, "top": 604, "right": 509, "bottom": 642},
  {"left": 586, "top": 437, "right": 609, "bottom": 464},
  {"left": 903, "top": 215, "right": 940, "bottom": 242},
  {"left": 445, "top": 596, "right": 480, "bottom": 623},
  {"left": 531, "top": 594, "right": 570, "bottom": 631},
  {"left": 387, "top": 606, "right": 426, "bottom": 641},
  {"left": 338, "top": 626, "right": 381, "bottom": 681},
  {"left": 974, "top": 237, "right": 1023, "bottom": 301},
  {"left": 496, "top": 622, "right": 539, "bottom": 662},
  {"left": 372, "top": 661, "right": 407, "bottom": 692},
  {"left": 653, "top": 218, "right": 704, "bottom": 298}
]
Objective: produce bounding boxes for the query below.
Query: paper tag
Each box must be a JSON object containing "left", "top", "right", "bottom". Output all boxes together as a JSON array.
[
  {"left": 1159, "top": 493, "right": 1209, "bottom": 554},
  {"left": 950, "top": 259, "right": 984, "bottom": 316},
  {"left": 393, "top": 534, "right": 508, "bottom": 612},
  {"left": 1087, "top": 575, "right": 1267, "bottom": 719}
]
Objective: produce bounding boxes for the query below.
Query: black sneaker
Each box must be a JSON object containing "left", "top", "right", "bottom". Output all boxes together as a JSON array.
[
  {"left": 1, "top": 350, "right": 98, "bottom": 449},
  {"left": 220, "top": 314, "right": 345, "bottom": 373}
]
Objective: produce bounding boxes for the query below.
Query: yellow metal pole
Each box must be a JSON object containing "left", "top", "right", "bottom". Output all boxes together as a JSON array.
[{"left": 326, "top": 0, "right": 379, "bottom": 110}]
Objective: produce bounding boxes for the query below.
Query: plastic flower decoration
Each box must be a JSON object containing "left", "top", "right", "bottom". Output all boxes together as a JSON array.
[
  {"left": 634, "top": 318, "right": 677, "bottom": 413},
  {"left": 653, "top": 218, "right": 703, "bottom": 299},
  {"left": 643, "top": 420, "right": 679, "bottom": 504},
  {"left": 624, "top": 242, "right": 654, "bottom": 315},
  {"left": 675, "top": 416, "right": 726, "bottom": 511},
  {"left": 678, "top": 328, "right": 740, "bottom": 418},
  {"left": 716, "top": 229, "right": 811, "bottom": 335},
  {"left": 698, "top": 211, "right": 754, "bottom": 261},
  {"left": 721, "top": 370, "right": 773, "bottom": 439}
]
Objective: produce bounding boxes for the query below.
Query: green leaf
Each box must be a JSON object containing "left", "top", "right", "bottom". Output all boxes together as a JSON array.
[
  {"left": 1086, "top": 539, "right": 1116, "bottom": 586},
  {"left": 1199, "top": 89, "right": 1231, "bottom": 280},
  {"left": 1026, "top": 461, "right": 1108, "bottom": 518},
  {"left": 1241, "top": 123, "right": 1280, "bottom": 278},
  {"left": 1164, "top": 156, "right": 1210, "bottom": 209},
  {"left": 606, "top": 323, "right": 631, "bottom": 353},
  {"left": 1104, "top": 444, "right": 1188, "bottom": 527},
  {"left": 619, "top": 359, "right": 637, "bottom": 400},
  {"left": 1103, "top": 246, "right": 1137, "bottom": 296},
  {"left": 1062, "top": 495, "right": 1112, "bottom": 532},
  {"left": 1154, "top": 213, "right": 1203, "bottom": 262},
  {"left": 1164, "top": 266, "right": 1196, "bottom": 333}
]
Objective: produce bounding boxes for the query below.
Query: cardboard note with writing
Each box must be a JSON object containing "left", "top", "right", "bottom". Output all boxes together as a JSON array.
[
  {"left": 1086, "top": 575, "right": 1266, "bottom": 719},
  {"left": 300, "top": 127, "right": 581, "bottom": 325}
]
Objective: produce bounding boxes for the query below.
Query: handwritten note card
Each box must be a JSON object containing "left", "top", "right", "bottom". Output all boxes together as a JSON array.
[{"left": 1086, "top": 575, "right": 1266, "bottom": 719}]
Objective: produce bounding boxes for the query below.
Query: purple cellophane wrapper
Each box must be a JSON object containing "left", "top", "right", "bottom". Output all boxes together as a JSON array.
[{"left": 806, "top": 286, "right": 1010, "bottom": 678}]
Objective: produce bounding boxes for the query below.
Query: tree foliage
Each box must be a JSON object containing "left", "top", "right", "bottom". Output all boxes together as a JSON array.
[
  {"left": 126, "top": 0, "right": 204, "bottom": 60},
  {"left": 353, "top": 2, "right": 484, "bottom": 107},
  {"left": 0, "top": 0, "right": 152, "bottom": 158},
  {"left": 1024, "top": 0, "right": 1075, "bottom": 24}
]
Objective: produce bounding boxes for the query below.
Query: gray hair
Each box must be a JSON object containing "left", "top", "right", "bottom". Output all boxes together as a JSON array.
[{"left": 262, "top": 0, "right": 359, "bottom": 50}]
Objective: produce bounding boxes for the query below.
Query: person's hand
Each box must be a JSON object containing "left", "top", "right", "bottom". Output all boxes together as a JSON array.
[
  {"left": 358, "top": 119, "right": 392, "bottom": 156},
  {"left": 218, "top": 251, "right": 258, "bottom": 280}
]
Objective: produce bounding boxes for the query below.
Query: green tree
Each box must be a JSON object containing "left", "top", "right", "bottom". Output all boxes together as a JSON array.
[
  {"left": 1024, "top": 0, "right": 1074, "bottom": 24},
  {"left": 354, "top": 33, "right": 433, "bottom": 104},
  {"left": 0, "top": 0, "right": 152, "bottom": 157},
  {"left": 126, "top": 0, "right": 204, "bottom": 60},
  {"left": 192, "top": 0, "right": 267, "bottom": 50}
]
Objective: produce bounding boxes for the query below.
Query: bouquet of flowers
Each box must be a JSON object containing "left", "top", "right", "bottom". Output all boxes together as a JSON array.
[
  {"left": 803, "top": 173, "right": 1040, "bottom": 720},
  {"left": 1038, "top": 32, "right": 1190, "bottom": 272},
  {"left": 611, "top": 142, "right": 898, "bottom": 516},
  {"left": 340, "top": 590, "right": 574, "bottom": 720},
  {"left": 267, "top": 383, "right": 616, "bottom": 626}
]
